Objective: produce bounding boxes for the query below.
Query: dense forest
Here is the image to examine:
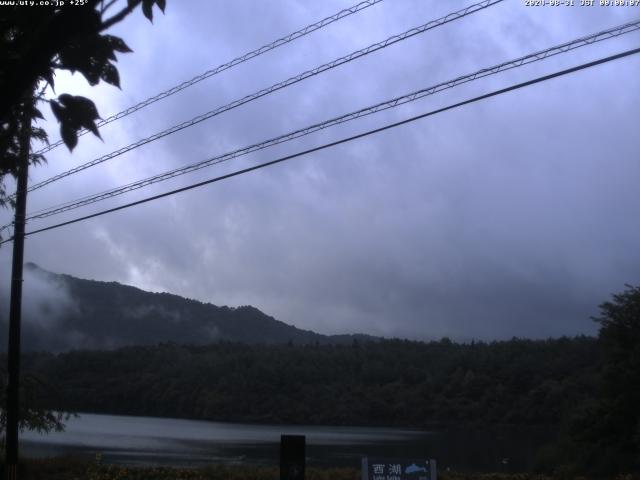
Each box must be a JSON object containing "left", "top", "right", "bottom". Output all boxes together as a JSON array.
[{"left": 17, "top": 337, "right": 599, "bottom": 427}]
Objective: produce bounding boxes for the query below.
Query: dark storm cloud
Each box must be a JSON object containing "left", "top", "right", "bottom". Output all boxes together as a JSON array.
[{"left": 1, "top": 0, "right": 639, "bottom": 341}]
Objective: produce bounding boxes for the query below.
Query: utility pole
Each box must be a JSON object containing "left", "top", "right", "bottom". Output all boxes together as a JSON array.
[{"left": 5, "top": 99, "right": 32, "bottom": 480}]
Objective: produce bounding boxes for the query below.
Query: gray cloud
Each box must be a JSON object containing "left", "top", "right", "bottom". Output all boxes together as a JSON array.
[{"left": 1, "top": 0, "right": 639, "bottom": 342}]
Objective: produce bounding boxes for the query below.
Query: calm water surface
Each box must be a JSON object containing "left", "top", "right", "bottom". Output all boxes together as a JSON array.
[{"left": 21, "top": 413, "right": 554, "bottom": 472}]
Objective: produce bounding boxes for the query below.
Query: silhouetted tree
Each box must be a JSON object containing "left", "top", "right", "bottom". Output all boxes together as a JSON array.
[
  {"left": 589, "top": 285, "right": 640, "bottom": 472},
  {"left": 0, "top": 0, "right": 166, "bottom": 434},
  {"left": 0, "top": 369, "right": 73, "bottom": 435},
  {"left": 0, "top": 0, "right": 166, "bottom": 206}
]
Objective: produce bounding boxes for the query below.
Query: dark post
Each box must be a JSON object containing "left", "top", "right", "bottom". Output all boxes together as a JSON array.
[
  {"left": 280, "top": 434, "right": 305, "bottom": 480},
  {"left": 5, "top": 100, "right": 31, "bottom": 480}
]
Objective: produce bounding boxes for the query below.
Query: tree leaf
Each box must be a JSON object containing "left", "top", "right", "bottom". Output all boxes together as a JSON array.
[
  {"left": 83, "top": 64, "right": 102, "bottom": 86},
  {"left": 58, "top": 41, "right": 88, "bottom": 74},
  {"left": 155, "top": 0, "right": 166, "bottom": 13},
  {"left": 60, "top": 95, "right": 99, "bottom": 121},
  {"left": 100, "top": 63, "right": 120, "bottom": 88},
  {"left": 32, "top": 107, "right": 44, "bottom": 120},
  {"left": 66, "top": 96, "right": 101, "bottom": 134},
  {"left": 30, "top": 127, "right": 48, "bottom": 143},
  {"left": 50, "top": 100, "right": 65, "bottom": 122},
  {"left": 52, "top": 95, "right": 102, "bottom": 149},
  {"left": 42, "top": 69, "right": 55, "bottom": 90},
  {"left": 57, "top": 94, "right": 75, "bottom": 107},
  {"left": 59, "top": 39, "right": 103, "bottom": 85},
  {"left": 82, "top": 117, "right": 102, "bottom": 139},
  {"left": 142, "top": 0, "right": 154, "bottom": 22},
  {"left": 29, "top": 153, "right": 46, "bottom": 166},
  {"left": 105, "top": 35, "right": 132, "bottom": 53},
  {"left": 60, "top": 124, "right": 78, "bottom": 151}
]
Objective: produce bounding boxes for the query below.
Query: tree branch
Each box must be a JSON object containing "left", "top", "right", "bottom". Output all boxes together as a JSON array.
[
  {"left": 101, "top": 0, "right": 119, "bottom": 15},
  {"left": 34, "top": 81, "right": 50, "bottom": 101},
  {"left": 100, "top": 0, "right": 142, "bottom": 31}
]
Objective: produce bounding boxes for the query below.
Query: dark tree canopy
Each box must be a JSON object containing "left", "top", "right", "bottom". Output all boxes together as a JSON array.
[
  {"left": 12, "top": 337, "right": 600, "bottom": 429},
  {"left": 556, "top": 285, "right": 640, "bottom": 476},
  {"left": 592, "top": 285, "right": 640, "bottom": 469},
  {"left": 0, "top": 0, "right": 166, "bottom": 206}
]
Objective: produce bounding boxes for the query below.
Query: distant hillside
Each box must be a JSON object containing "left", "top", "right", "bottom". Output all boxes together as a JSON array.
[{"left": 0, "top": 263, "right": 376, "bottom": 352}]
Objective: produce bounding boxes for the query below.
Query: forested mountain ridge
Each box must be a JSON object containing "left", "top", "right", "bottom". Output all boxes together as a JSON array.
[{"left": 0, "top": 263, "right": 375, "bottom": 351}]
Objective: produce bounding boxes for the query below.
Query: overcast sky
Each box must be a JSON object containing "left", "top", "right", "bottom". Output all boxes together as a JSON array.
[{"left": 1, "top": 0, "right": 639, "bottom": 341}]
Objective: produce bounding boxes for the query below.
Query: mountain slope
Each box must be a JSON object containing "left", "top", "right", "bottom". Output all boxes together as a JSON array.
[{"left": 0, "top": 263, "right": 374, "bottom": 352}]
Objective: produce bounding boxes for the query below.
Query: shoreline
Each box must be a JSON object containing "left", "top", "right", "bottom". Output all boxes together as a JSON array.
[{"left": 10, "top": 457, "right": 637, "bottom": 480}]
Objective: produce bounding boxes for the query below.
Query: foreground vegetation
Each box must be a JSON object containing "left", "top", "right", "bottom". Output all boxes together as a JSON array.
[{"left": 14, "top": 457, "right": 640, "bottom": 480}]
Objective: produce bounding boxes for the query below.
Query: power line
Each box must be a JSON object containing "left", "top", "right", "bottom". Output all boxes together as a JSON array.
[
  {"left": 35, "top": 0, "right": 386, "bottom": 156},
  {"left": 25, "top": 0, "right": 504, "bottom": 194},
  {"left": 18, "top": 19, "right": 640, "bottom": 224},
  {"left": 3, "top": 46, "right": 637, "bottom": 245}
]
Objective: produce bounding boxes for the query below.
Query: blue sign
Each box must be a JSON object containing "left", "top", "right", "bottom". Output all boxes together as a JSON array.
[{"left": 362, "top": 458, "right": 436, "bottom": 480}]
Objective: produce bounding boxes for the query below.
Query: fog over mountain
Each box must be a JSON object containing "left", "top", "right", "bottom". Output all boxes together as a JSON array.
[{"left": 0, "top": 263, "right": 374, "bottom": 352}]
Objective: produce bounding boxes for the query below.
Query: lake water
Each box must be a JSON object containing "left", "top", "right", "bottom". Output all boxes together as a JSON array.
[{"left": 21, "top": 413, "right": 554, "bottom": 472}]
